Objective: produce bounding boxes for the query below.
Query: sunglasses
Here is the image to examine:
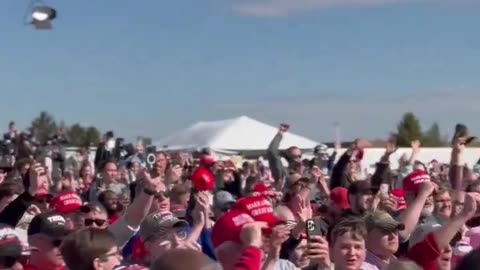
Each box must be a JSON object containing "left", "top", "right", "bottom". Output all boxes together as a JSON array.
[
  {"left": 154, "top": 191, "right": 170, "bottom": 199},
  {"left": 84, "top": 218, "right": 106, "bottom": 227},
  {"left": 35, "top": 197, "right": 52, "bottom": 204}
]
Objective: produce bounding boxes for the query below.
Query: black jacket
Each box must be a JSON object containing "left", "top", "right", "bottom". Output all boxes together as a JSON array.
[
  {"left": 94, "top": 143, "right": 112, "bottom": 169},
  {"left": 0, "top": 191, "right": 34, "bottom": 228},
  {"left": 330, "top": 150, "right": 354, "bottom": 189}
]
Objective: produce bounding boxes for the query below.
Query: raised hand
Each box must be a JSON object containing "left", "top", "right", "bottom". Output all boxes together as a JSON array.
[
  {"left": 452, "top": 140, "right": 465, "bottom": 154},
  {"left": 307, "top": 235, "right": 331, "bottom": 268},
  {"left": 378, "top": 195, "right": 397, "bottom": 213},
  {"left": 192, "top": 191, "right": 211, "bottom": 228},
  {"left": 461, "top": 192, "right": 480, "bottom": 219},
  {"left": 26, "top": 204, "right": 42, "bottom": 216},
  {"left": 411, "top": 140, "right": 421, "bottom": 154},
  {"left": 279, "top": 123, "right": 289, "bottom": 134},
  {"left": 290, "top": 195, "right": 312, "bottom": 223},
  {"left": 167, "top": 165, "right": 183, "bottom": 183},
  {"left": 240, "top": 222, "right": 268, "bottom": 248},
  {"left": 310, "top": 166, "right": 322, "bottom": 181},
  {"left": 263, "top": 224, "right": 291, "bottom": 258},
  {"left": 419, "top": 181, "right": 438, "bottom": 197},
  {"left": 138, "top": 168, "right": 165, "bottom": 196}
]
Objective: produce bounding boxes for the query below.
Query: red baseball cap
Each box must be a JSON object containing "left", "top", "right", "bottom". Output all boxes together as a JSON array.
[
  {"left": 232, "top": 196, "right": 282, "bottom": 228},
  {"left": 403, "top": 170, "right": 431, "bottom": 194},
  {"left": 190, "top": 167, "right": 215, "bottom": 191},
  {"left": 211, "top": 210, "right": 255, "bottom": 249},
  {"left": 251, "top": 184, "right": 278, "bottom": 198},
  {"left": 330, "top": 187, "right": 349, "bottom": 210},
  {"left": 35, "top": 188, "right": 51, "bottom": 198},
  {"left": 199, "top": 155, "right": 215, "bottom": 168},
  {"left": 49, "top": 192, "right": 82, "bottom": 214},
  {"left": 391, "top": 189, "right": 407, "bottom": 210}
]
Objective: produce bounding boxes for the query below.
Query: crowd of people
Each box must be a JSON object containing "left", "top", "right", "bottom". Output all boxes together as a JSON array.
[{"left": 0, "top": 121, "right": 480, "bottom": 270}]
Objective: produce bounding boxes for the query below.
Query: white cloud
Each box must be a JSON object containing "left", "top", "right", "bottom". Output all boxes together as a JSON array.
[
  {"left": 232, "top": 0, "right": 442, "bottom": 17},
  {"left": 212, "top": 88, "right": 480, "bottom": 142}
]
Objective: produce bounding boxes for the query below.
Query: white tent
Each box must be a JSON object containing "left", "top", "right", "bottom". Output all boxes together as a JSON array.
[{"left": 154, "top": 116, "right": 319, "bottom": 152}]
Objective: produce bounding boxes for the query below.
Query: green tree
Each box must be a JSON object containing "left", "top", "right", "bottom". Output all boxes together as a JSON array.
[
  {"left": 66, "top": 124, "right": 101, "bottom": 147},
  {"left": 395, "top": 112, "right": 423, "bottom": 147},
  {"left": 423, "top": 122, "right": 445, "bottom": 147},
  {"left": 66, "top": 124, "right": 86, "bottom": 147},
  {"left": 30, "top": 111, "right": 57, "bottom": 144},
  {"left": 84, "top": 126, "right": 101, "bottom": 146}
]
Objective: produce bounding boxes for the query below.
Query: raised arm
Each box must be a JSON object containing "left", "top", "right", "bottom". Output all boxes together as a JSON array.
[
  {"left": 449, "top": 140, "right": 464, "bottom": 192},
  {"left": 371, "top": 140, "right": 397, "bottom": 188},
  {"left": 408, "top": 140, "right": 421, "bottom": 165},
  {"left": 397, "top": 182, "right": 436, "bottom": 239},
  {"left": 266, "top": 124, "right": 288, "bottom": 187},
  {"left": 108, "top": 170, "right": 155, "bottom": 247},
  {"left": 434, "top": 192, "right": 478, "bottom": 248}
]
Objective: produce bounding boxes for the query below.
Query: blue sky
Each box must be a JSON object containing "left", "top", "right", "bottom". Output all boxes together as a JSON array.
[{"left": 1, "top": 0, "right": 480, "bottom": 143}]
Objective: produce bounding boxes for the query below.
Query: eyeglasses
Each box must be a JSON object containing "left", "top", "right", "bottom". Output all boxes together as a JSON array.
[
  {"left": 84, "top": 218, "right": 106, "bottom": 227},
  {"left": 98, "top": 249, "right": 122, "bottom": 261}
]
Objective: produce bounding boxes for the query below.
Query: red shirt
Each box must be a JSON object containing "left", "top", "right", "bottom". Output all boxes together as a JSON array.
[
  {"left": 405, "top": 233, "right": 442, "bottom": 270},
  {"left": 24, "top": 265, "right": 65, "bottom": 270},
  {"left": 234, "top": 247, "right": 262, "bottom": 270},
  {"left": 109, "top": 214, "right": 121, "bottom": 225}
]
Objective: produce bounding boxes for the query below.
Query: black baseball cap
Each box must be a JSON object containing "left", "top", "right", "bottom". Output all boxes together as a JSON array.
[{"left": 27, "top": 212, "right": 69, "bottom": 237}]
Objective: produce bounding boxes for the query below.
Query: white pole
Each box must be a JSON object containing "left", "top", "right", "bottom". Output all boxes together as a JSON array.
[{"left": 333, "top": 122, "right": 341, "bottom": 145}]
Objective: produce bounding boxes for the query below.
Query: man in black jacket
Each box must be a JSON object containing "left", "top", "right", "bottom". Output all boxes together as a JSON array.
[
  {"left": 329, "top": 139, "right": 369, "bottom": 190},
  {"left": 94, "top": 131, "right": 115, "bottom": 169}
]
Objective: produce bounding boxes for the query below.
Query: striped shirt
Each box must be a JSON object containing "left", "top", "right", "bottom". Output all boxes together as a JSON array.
[{"left": 364, "top": 250, "right": 396, "bottom": 270}]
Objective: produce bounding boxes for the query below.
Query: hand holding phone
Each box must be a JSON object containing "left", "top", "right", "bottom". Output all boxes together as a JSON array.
[
  {"left": 380, "top": 184, "right": 389, "bottom": 195},
  {"left": 306, "top": 234, "right": 331, "bottom": 268},
  {"left": 306, "top": 218, "right": 328, "bottom": 242}
]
